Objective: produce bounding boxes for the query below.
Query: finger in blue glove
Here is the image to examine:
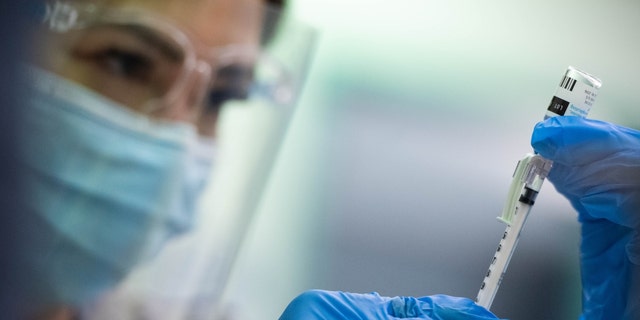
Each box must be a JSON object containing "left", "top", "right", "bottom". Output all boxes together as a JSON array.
[{"left": 279, "top": 290, "right": 501, "bottom": 320}]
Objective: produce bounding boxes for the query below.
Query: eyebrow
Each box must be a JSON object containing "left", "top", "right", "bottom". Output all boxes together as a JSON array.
[{"left": 105, "top": 23, "right": 185, "bottom": 62}]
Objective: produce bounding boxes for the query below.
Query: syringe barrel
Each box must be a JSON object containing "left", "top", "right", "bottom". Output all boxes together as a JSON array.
[{"left": 544, "top": 66, "right": 602, "bottom": 119}]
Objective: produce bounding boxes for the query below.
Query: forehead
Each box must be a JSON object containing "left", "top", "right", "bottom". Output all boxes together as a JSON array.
[{"left": 102, "top": 0, "right": 264, "bottom": 47}]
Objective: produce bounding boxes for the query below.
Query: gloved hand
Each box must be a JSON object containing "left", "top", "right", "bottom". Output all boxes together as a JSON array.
[
  {"left": 531, "top": 117, "right": 640, "bottom": 320},
  {"left": 279, "top": 290, "right": 500, "bottom": 320}
]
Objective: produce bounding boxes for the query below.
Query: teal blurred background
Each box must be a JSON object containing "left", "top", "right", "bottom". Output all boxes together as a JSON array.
[{"left": 222, "top": 1, "right": 640, "bottom": 319}]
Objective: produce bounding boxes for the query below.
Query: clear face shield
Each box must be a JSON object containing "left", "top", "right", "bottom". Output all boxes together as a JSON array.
[{"left": 17, "top": 0, "right": 316, "bottom": 318}]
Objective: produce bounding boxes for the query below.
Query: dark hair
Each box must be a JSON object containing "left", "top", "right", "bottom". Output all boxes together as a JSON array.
[
  {"left": 261, "top": 0, "right": 286, "bottom": 45},
  {"left": 266, "top": 0, "right": 285, "bottom": 8}
]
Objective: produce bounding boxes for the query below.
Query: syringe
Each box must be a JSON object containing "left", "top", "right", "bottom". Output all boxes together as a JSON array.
[{"left": 475, "top": 66, "right": 603, "bottom": 310}]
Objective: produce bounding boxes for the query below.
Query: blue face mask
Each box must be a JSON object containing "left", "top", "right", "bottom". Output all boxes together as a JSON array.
[{"left": 17, "top": 67, "right": 216, "bottom": 308}]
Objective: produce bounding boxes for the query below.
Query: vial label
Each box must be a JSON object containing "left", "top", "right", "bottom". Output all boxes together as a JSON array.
[{"left": 544, "top": 75, "right": 599, "bottom": 119}]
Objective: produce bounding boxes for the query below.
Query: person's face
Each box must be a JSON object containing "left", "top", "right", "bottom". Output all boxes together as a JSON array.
[{"left": 36, "top": 0, "right": 265, "bottom": 136}]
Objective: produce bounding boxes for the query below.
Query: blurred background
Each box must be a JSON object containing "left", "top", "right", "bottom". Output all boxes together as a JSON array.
[
  {"left": 3, "top": 0, "right": 638, "bottom": 319},
  {"left": 220, "top": 0, "right": 640, "bottom": 319}
]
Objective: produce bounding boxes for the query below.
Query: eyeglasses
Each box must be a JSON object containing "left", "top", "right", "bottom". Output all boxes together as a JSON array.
[{"left": 36, "top": 0, "right": 301, "bottom": 127}]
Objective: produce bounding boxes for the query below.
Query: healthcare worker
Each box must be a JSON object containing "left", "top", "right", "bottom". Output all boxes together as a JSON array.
[
  {"left": 16, "top": 0, "right": 294, "bottom": 317},
  {"left": 12, "top": 0, "right": 639, "bottom": 319}
]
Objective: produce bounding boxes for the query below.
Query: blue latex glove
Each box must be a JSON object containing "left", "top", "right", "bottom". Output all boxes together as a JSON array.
[
  {"left": 279, "top": 290, "right": 500, "bottom": 319},
  {"left": 531, "top": 117, "right": 640, "bottom": 320}
]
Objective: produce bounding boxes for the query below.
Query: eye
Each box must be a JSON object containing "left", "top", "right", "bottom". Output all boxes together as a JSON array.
[
  {"left": 63, "top": 25, "right": 187, "bottom": 111},
  {"left": 205, "top": 65, "right": 254, "bottom": 109},
  {"left": 92, "top": 47, "right": 154, "bottom": 83},
  {"left": 206, "top": 86, "right": 247, "bottom": 111},
  {"left": 70, "top": 26, "right": 169, "bottom": 86}
]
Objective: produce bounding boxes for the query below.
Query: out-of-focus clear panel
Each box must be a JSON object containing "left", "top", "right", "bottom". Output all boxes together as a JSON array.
[{"left": 82, "top": 9, "right": 317, "bottom": 320}]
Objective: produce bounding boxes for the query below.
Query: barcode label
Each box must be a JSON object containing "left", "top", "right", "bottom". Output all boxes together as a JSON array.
[{"left": 559, "top": 76, "right": 577, "bottom": 91}]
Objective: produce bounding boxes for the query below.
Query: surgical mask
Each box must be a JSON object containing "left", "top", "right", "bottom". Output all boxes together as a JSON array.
[{"left": 17, "top": 66, "right": 216, "bottom": 308}]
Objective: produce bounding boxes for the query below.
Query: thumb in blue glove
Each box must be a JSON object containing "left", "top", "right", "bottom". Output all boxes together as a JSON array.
[
  {"left": 531, "top": 116, "right": 640, "bottom": 320},
  {"left": 279, "top": 290, "right": 500, "bottom": 320}
]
